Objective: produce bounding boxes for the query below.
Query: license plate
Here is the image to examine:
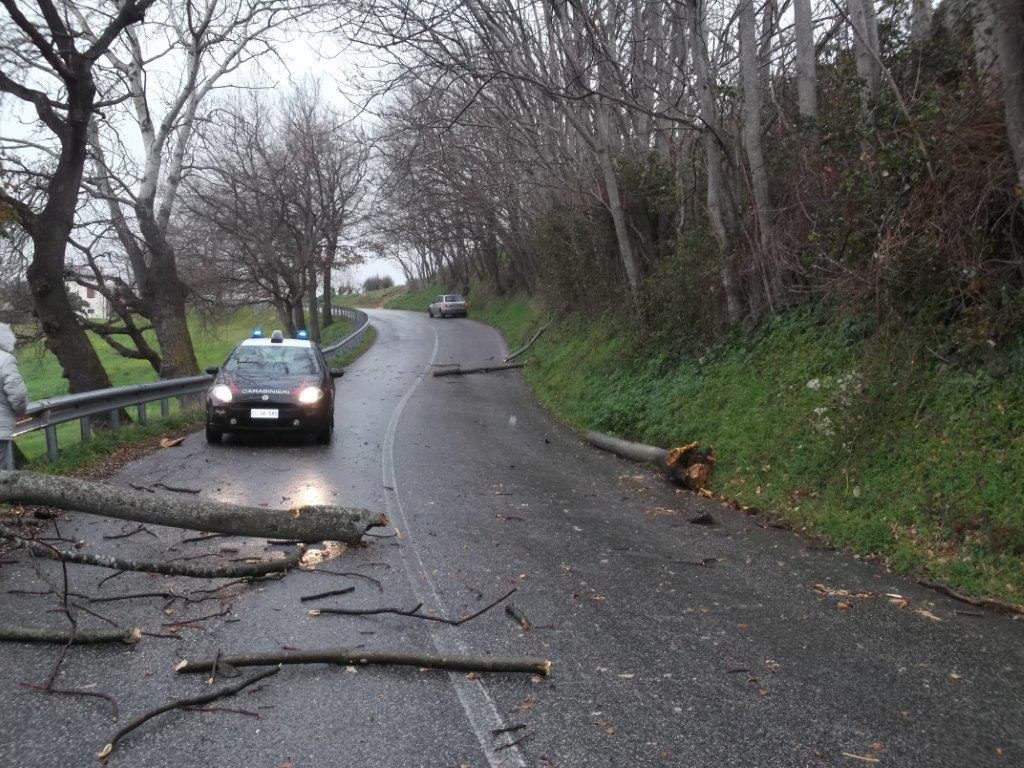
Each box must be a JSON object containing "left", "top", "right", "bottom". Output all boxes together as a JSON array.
[{"left": 250, "top": 408, "right": 279, "bottom": 419}]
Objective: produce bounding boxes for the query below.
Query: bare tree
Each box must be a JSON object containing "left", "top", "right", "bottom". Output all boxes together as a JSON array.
[{"left": 0, "top": 0, "right": 154, "bottom": 393}]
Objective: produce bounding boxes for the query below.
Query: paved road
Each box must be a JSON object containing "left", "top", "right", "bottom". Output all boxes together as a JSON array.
[{"left": 1, "top": 309, "right": 1022, "bottom": 767}]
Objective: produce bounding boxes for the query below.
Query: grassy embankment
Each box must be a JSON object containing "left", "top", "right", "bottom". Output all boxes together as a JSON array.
[
  {"left": 384, "top": 283, "right": 1024, "bottom": 602},
  {"left": 14, "top": 306, "right": 360, "bottom": 470}
]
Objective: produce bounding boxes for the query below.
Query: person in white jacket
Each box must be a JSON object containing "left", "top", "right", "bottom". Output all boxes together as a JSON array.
[{"left": 0, "top": 323, "right": 28, "bottom": 470}]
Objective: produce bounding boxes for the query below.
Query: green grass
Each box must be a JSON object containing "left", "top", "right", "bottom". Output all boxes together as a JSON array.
[
  {"left": 334, "top": 286, "right": 406, "bottom": 308},
  {"left": 386, "top": 283, "right": 1023, "bottom": 603},
  {"left": 327, "top": 325, "right": 377, "bottom": 368},
  {"left": 382, "top": 282, "right": 449, "bottom": 311}
]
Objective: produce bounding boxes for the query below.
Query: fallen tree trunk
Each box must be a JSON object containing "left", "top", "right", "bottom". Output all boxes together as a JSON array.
[
  {"left": 432, "top": 364, "right": 524, "bottom": 377},
  {"left": 0, "top": 470, "right": 386, "bottom": 544},
  {"left": 0, "top": 626, "right": 142, "bottom": 644},
  {"left": 6, "top": 530, "right": 304, "bottom": 579},
  {"left": 175, "top": 647, "right": 551, "bottom": 676},
  {"left": 504, "top": 323, "right": 550, "bottom": 363},
  {"left": 584, "top": 431, "right": 715, "bottom": 491}
]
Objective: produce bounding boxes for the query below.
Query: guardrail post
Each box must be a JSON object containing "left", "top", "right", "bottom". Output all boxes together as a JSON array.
[
  {"left": 80, "top": 416, "right": 91, "bottom": 443},
  {"left": 2, "top": 442, "right": 14, "bottom": 470},
  {"left": 160, "top": 398, "right": 170, "bottom": 418},
  {"left": 110, "top": 409, "right": 120, "bottom": 434},
  {"left": 45, "top": 425, "right": 59, "bottom": 462},
  {"left": 137, "top": 403, "right": 148, "bottom": 426}
]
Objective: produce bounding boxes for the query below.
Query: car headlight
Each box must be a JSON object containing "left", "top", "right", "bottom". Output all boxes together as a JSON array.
[
  {"left": 210, "top": 385, "right": 233, "bottom": 404},
  {"left": 298, "top": 386, "right": 324, "bottom": 404}
]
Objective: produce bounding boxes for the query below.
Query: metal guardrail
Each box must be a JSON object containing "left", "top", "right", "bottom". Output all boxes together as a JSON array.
[{"left": 5, "top": 306, "right": 371, "bottom": 468}]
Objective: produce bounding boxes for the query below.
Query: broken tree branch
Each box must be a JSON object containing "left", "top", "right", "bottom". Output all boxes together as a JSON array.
[
  {"left": 0, "top": 470, "right": 387, "bottom": 544},
  {"left": 311, "top": 588, "right": 516, "bottom": 626},
  {"left": 0, "top": 626, "right": 142, "bottom": 644},
  {"left": 584, "top": 432, "right": 715, "bottom": 491},
  {"left": 918, "top": 580, "right": 1024, "bottom": 616},
  {"left": 504, "top": 323, "right": 550, "bottom": 363},
  {"left": 175, "top": 647, "right": 551, "bottom": 676},
  {"left": 97, "top": 668, "right": 280, "bottom": 760},
  {"left": 4, "top": 527, "right": 304, "bottom": 579},
  {"left": 432, "top": 364, "right": 525, "bottom": 377},
  {"left": 300, "top": 586, "right": 355, "bottom": 602}
]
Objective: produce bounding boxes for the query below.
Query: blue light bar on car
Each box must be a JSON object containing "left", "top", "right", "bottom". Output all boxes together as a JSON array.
[
  {"left": 296, "top": 330, "right": 309, "bottom": 340},
  {"left": 251, "top": 328, "right": 264, "bottom": 338}
]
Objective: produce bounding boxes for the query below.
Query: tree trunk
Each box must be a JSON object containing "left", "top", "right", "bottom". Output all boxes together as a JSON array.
[
  {"left": 973, "top": 0, "right": 1000, "bottom": 82},
  {"left": 0, "top": 470, "right": 387, "bottom": 544},
  {"left": 594, "top": 101, "right": 642, "bottom": 302},
  {"left": 292, "top": 300, "right": 307, "bottom": 335},
  {"left": 849, "top": 0, "right": 881, "bottom": 111},
  {"left": 25, "top": 76, "right": 113, "bottom": 395},
  {"left": 321, "top": 259, "right": 333, "bottom": 328},
  {"left": 794, "top": 0, "right": 819, "bottom": 120},
  {"left": 992, "top": 0, "right": 1024, "bottom": 189},
  {"left": 911, "top": 0, "right": 933, "bottom": 40},
  {"left": 135, "top": 210, "right": 199, "bottom": 379},
  {"left": 307, "top": 261, "right": 321, "bottom": 343},
  {"left": 739, "top": 0, "right": 774, "bottom": 251},
  {"left": 689, "top": 0, "right": 743, "bottom": 324}
]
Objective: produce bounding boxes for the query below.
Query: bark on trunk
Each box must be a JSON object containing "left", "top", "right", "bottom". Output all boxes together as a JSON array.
[
  {"left": 25, "top": 76, "right": 113, "bottom": 395},
  {"left": 794, "top": 0, "right": 819, "bottom": 120},
  {"left": 849, "top": 0, "right": 881, "bottom": 111},
  {"left": 911, "top": 0, "right": 933, "bottom": 40},
  {"left": 595, "top": 102, "right": 642, "bottom": 302},
  {"left": 991, "top": 0, "right": 1024, "bottom": 189},
  {"left": 307, "top": 261, "right": 321, "bottom": 343},
  {"left": 0, "top": 471, "right": 387, "bottom": 544},
  {"left": 322, "top": 261, "right": 333, "bottom": 328},
  {"left": 689, "top": 0, "right": 744, "bottom": 324},
  {"left": 739, "top": 0, "right": 774, "bottom": 250},
  {"left": 176, "top": 647, "right": 552, "bottom": 676}
]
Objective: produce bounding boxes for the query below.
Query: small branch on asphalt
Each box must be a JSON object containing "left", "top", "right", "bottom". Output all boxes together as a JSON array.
[
  {"left": 310, "top": 588, "right": 517, "bottom": 626},
  {"left": 19, "top": 681, "right": 119, "bottom": 720},
  {"left": 917, "top": 580, "right": 1024, "bottom": 616},
  {"left": 494, "top": 733, "right": 531, "bottom": 752},
  {"left": 432, "top": 364, "right": 525, "bottom": 377},
  {"left": 175, "top": 647, "right": 551, "bottom": 676},
  {"left": 301, "top": 569, "right": 384, "bottom": 592},
  {"left": 97, "top": 668, "right": 280, "bottom": 760},
  {"left": 102, "top": 524, "right": 157, "bottom": 541},
  {"left": 0, "top": 470, "right": 388, "bottom": 544},
  {"left": 0, "top": 626, "right": 142, "bottom": 644},
  {"left": 491, "top": 723, "right": 527, "bottom": 737},
  {"left": 161, "top": 605, "right": 232, "bottom": 630},
  {"left": 300, "top": 586, "right": 355, "bottom": 602},
  {"left": 504, "top": 323, "right": 551, "bottom": 363},
  {"left": 584, "top": 432, "right": 715, "bottom": 491},
  {"left": 181, "top": 533, "right": 224, "bottom": 544},
  {"left": 504, "top": 603, "right": 531, "bottom": 630},
  {"left": 152, "top": 483, "right": 202, "bottom": 494}
]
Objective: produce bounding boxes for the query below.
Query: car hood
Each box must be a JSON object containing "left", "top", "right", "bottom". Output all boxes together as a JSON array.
[{"left": 215, "top": 371, "right": 320, "bottom": 401}]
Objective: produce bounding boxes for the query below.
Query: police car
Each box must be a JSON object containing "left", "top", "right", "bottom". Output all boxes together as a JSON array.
[{"left": 204, "top": 329, "right": 342, "bottom": 444}]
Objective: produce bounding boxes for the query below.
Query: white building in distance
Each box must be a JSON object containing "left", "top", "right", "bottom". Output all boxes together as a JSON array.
[{"left": 66, "top": 280, "right": 110, "bottom": 319}]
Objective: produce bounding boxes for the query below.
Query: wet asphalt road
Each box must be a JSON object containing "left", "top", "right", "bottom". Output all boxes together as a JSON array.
[{"left": 1, "top": 308, "right": 1022, "bottom": 767}]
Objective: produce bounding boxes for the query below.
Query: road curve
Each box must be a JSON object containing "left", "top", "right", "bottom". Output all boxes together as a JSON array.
[{"left": 1, "top": 308, "right": 1021, "bottom": 767}]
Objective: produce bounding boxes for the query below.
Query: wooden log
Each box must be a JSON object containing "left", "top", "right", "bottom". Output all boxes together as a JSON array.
[
  {"left": 0, "top": 470, "right": 386, "bottom": 544},
  {"left": 584, "top": 431, "right": 715, "bottom": 491},
  {"left": 0, "top": 626, "right": 142, "bottom": 644},
  {"left": 7, "top": 530, "right": 304, "bottom": 579},
  {"left": 175, "top": 647, "right": 551, "bottom": 676},
  {"left": 432, "top": 363, "right": 525, "bottom": 377},
  {"left": 504, "top": 323, "right": 551, "bottom": 363}
]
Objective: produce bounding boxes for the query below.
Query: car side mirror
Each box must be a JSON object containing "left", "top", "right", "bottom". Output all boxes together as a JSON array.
[
  {"left": 330, "top": 369, "right": 345, "bottom": 379},
  {"left": 205, "top": 366, "right": 219, "bottom": 375}
]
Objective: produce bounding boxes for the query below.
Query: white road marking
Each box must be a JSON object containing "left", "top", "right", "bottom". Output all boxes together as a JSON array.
[
  {"left": 381, "top": 321, "right": 528, "bottom": 768},
  {"left": 509, "top": 414, "right": 517, "bottom": 427}
]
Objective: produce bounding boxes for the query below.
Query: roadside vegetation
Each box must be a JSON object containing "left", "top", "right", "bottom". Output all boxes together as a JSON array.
[{"left": 388, "top": 282, "right": 1024, "bottom": 602}]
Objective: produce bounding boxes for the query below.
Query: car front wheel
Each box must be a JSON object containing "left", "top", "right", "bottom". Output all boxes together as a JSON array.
[{"left": 205, "top": 425, "right": 222, "bottom": 444}]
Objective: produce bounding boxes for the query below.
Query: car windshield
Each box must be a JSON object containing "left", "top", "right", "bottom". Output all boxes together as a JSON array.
[
  {"left": 225, "top": 345, "right": 319, "bottom": 375},
  {"left": 444, "top": 295, "right": 464, "bottom": 302}
]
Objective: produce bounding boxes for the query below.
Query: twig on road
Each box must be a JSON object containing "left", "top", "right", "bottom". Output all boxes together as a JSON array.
[
  {"left": 311, "top": 588, "right": 517, "bottom": 626},
  {"left": 19, "top": 681, "right": 119, "bottom": 720},
  {"left": 97, "top": 668, "right": 280, "bottom": 760},
  {"left": 918, "top": 580, "right": 1024, "bottom": 616},
  {"left": 300, "top": 586, "right": 355, "bottom": 602},
  {"left": 432, "top": 364, "right": 525, "bottom": 377}
]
